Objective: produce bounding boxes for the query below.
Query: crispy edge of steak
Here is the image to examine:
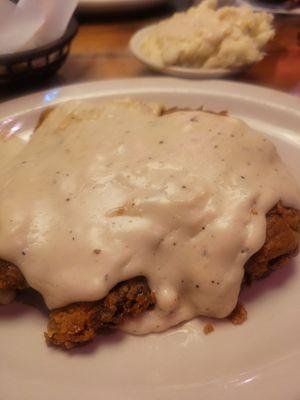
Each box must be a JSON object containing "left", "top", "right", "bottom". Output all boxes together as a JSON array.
[
  {"left": 45, "top": 277, "right": 155, "bottom": 349},
  {"left": 0, "top": 259, "right": 28, "bottom": 290},
  {"left": 0, "top": 202, "right": 299, "bottom": 348},
  {"left": 244, "top": 202, "right": 300, "bottom": 284}
]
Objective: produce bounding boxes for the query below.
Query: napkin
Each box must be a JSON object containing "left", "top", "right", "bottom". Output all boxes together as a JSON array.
[{"left": 0, "top": 0, "right": 78, "bottom": 55}]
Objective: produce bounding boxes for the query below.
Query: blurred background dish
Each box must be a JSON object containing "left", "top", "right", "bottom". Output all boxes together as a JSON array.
[
  {"left": 130, "top": 25, "right": 254, "bottom": 79},
  {"left": 130, "top": 1, "right": 274, "bottom": 79},
  {"left": 78, "top": 0, "right": 168, "bottom": 12},
  {"left": 235, "top": 0, "right": 300, "bottom": 14},
  {"left": 0, "top": 0, "right": 299, "bottom": 103},
  {"left": 0, "top": 18, "right": 78, "bottom": 85},
  {"left": 184, "top": 0, "right": 300, "bottom": 14}
]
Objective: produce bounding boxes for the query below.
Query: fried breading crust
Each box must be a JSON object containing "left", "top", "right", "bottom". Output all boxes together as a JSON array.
[
  {"left": 0, "top": 260, "right": 28, "bottom": 290},
  {"left": 45, "top": 277, "right": 155, "bottom": 349},
  {"left": 244, "top": 203, "right": 300, "bottom": 284},
  {"left": 1, "top": 203, "right": 300, "bottom": 348}
]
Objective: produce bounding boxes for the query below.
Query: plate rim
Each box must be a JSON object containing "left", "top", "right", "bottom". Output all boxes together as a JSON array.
[{"left": 1, "top": 78, "right": 300, "bottom": 120}]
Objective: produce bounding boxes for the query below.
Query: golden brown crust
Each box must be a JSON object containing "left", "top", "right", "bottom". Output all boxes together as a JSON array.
[
  {"left": 0, "top": 260, "right": 28, "bottom": 290},
  {"left": 203, "top": 323, "right": 214, "bottom": 334},
  {"left": 228, "top": 303, "right": 248, "bottom": 325},
  {"left": 45, "top": 277, "right": 155, "bottom": 349},
  {"left": 163, "top": 106, "right": 228, "bottom": 117},
  {"left": 35, "top": 107, "right": 55, "bottom": 130},
  {"left": 244, "top": 202, "right": 300, "bottom": 285}
]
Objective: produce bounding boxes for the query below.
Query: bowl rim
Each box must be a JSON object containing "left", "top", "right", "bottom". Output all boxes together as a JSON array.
[{"left": 0, "top": 17, "right": 78, "bottom": 64}]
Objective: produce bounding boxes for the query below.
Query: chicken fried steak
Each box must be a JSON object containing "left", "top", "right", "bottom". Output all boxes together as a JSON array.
[{"left": 1, "top": 202, "right": 299, "bottom": 349}]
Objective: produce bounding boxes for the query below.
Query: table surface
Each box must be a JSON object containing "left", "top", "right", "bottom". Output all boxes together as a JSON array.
[{"left": 0, "top": 4, "right": 300, "bottom": 102}]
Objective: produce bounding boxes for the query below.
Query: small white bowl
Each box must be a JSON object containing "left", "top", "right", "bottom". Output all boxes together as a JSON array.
[{"left": 130, "top": 25, "right": 254, "bottom": 79}]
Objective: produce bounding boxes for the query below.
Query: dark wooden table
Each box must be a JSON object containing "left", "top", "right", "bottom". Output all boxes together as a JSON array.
[{"left": 0, "top": 4, "right": 299, "bottom": 102}]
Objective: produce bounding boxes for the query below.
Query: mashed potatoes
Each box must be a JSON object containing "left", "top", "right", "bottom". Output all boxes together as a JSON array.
[{"left": 140, "top": 0, "right": 274, "bottom": 69}]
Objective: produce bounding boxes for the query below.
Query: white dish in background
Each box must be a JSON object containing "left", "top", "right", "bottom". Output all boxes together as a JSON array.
[
  {"left": 235, "top": 0, "right": 300, "bottom": 15},
  {"left": 78, "top": 0, "right": 167, "bottom": 12},
  {"left": 1, "top": 78, "right": 300, "bottom": 400},
  {"left": 130, "top": 25, "right": 254, "bottom": 79},
  {"left": 193, "top": 0, "right": 300, "bottom": 15}
]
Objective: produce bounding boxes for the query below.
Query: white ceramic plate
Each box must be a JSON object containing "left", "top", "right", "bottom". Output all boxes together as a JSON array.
[
  {"left": 130, "top": 25, "right": 254, "bottom": 79},
  {"left": 235, "top": 0, "right": 300, "bottom": 15},
  {"left": 78, "top": 0, "right": 167, "bottom": 12},
  {"left": 1, "top": 78, "right": 300, "bottom": 400}
]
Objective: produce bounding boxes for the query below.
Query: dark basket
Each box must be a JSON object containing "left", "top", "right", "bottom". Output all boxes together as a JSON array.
[{"left": 0, "top": 18, "right": 78, "bottom": 85}]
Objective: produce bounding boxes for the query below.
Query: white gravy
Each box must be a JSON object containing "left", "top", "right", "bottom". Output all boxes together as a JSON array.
[{"left": 0, "top": 99, "right": 299, "bottom": 334}]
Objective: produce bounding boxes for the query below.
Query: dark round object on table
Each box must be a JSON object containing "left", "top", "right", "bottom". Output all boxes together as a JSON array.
[{"left": 0, "top": 18, "right": 78, "bottom": 85}]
